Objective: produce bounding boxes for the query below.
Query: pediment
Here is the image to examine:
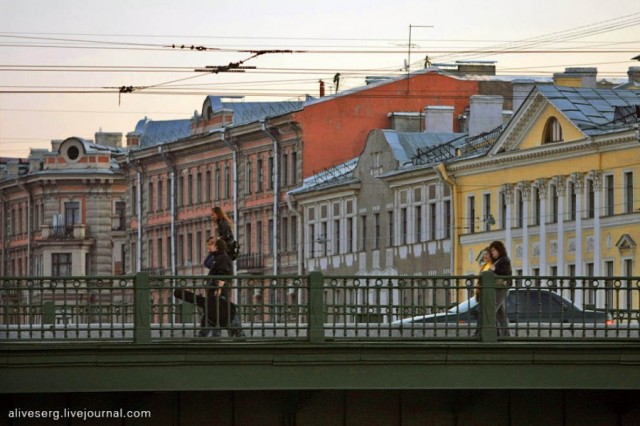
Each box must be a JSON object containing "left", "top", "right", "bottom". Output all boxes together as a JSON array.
[
  {"left": 615, "top": 234, "right": 636, "bottom": 250},
  {"left": 489, "top": 89, "right": 586, "bottom": 155}
]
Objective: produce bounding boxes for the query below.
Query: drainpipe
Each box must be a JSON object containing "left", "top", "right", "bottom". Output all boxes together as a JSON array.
[
  {"left": 435, "top": 163, "right": 457, "bottom": 276},
  {"left": 262, "top": 120, "right": 280, "bottom": 276},
  {"left": 127, "top": 154, "right": 143, "bottom": 272},
  {"left": 158, "top": 146, "right": 176, "bottom": 276},
  {"left": 220, "top": 129, "right": 238, "bottom": 273},
  {"left": 17, "top": 182, "right": 31, "bottom": 275}
]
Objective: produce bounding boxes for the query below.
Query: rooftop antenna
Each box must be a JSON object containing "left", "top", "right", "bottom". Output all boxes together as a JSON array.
[{"left": 406, "top": 24, "right": 433, "bottom": 93}]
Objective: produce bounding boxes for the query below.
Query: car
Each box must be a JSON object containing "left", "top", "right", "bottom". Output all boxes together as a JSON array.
[{"left": 392, "top": 288, "right": 614, "bottom": 327}]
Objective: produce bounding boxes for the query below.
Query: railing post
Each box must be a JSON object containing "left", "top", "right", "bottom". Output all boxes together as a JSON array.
[
  {"left": 479, "top": 271, "right": 497, "bottom": 343},
  {"left": 308, "top": 271, "right": 325, "bottom": 344},
  {"left": 134, "top": 272, "right": 151, "bottom": 344}
]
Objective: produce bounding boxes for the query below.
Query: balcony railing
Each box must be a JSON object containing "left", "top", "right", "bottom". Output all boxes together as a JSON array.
[
  {"left": 236, "top": 253, "right": 264, "bottom": 270},
  {"left": 1, "top": 273, "right": 638, "bottom": 343},
  {"left": 41, "top": 224, "right": 86, "bottom": 239}
]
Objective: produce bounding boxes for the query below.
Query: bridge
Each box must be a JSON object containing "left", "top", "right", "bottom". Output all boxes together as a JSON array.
[{"left": 2, "top": 273, "right": 639, "bottom": 424}]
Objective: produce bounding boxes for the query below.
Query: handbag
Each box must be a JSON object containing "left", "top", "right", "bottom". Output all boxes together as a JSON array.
[{"left": 173, "top": 288, "right": 237, "bottom": 327}]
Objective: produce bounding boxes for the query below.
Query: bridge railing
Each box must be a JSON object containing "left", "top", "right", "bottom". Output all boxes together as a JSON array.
[{"left": 1, "top": 272, "right": 638, "bottom": 343}]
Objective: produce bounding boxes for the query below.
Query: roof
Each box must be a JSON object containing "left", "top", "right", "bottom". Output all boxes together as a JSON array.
[
  {"left": 537, "top": 85, "right": 640, "bottom": 135},
  {"left": 382, "top": 130, "right": 468, "bottom": 167},
  {"left": 205, "top": 96, "right": 304, "bottom": 127},
  {"left": 132, "top": 118, "right": 192, "bottom": 148},
  {"left": 289, "top": 158, "right": 359, "bottom": 196}
]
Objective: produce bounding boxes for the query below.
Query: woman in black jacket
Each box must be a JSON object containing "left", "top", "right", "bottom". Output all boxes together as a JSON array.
[
  {"left": 489, "top": 240, "right": 513, "bottom": 337},
  {"left": 211, "top": 207, "right": 235, "bottom": 256}
]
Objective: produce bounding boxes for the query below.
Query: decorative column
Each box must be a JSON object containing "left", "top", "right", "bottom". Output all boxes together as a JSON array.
[
  {"left": 554, "top": 177, "right": 566, "bottom": 277},
  {"left": 503, "top": 184, "right": 514, "bottom": 258},
  {"left": 536, "top": 179, "right": 548, "bottom": 276},
  {"left": 572, "top": 173, "right": 584, "bottom": 277},
  {"left": 589, "top": 170, "right": 602, "bottom": 276},
  {"left": 518, "top": 182, "right": 531, "bottom": 275}
]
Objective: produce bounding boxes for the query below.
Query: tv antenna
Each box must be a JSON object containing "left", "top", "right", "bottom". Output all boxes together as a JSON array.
[{"left": 406, "top": 24, "right": 433, "bottom": 92}]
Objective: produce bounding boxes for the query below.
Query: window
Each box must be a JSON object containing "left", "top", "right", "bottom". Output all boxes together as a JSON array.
[
  {"left": 388, "top": 211, "right": 394, "bottom": 246},
  {"left": 605, "top": 260, "right": 614, "bottom": 308},
  {"left": 177, "top": 235, "right": 183, "bottom": 266},
  {"left": 246, "top": 160, "right": 253, "bottom": 194},
  {"left": 483, "top": 193, "right": 492, "bottom": 231},
  {"left": 196, "top": 231, "right": 202, "bottom": 262},
  {"left": 224, "top": 166, "right": 230, "bottom": 199},
  {"left": 166, "top": 237, "right": 171, "bottom": 270},
  {"left": 64, "top": 201, "right": 80, "bottom": 230},
  {"left": 115, "top": 201, "right": 126, "bottom": 230},
  {"left": 624, "top": 172, "right": 634, "bottom": 213},
  {"left": 516, "top": 191, "right": 524, "bottom": 228},
  {"left": 568, "top": 182, "right": 576, "bottom": 221},
  {"left": 467, "top": 196, "right": 476, "bottom": 233},
  {"left": 374, "top": 214, "right": 380, "bottom": 250},
  {"left": 257, "top": 158, "right": 264, "bottom": 193},
  {"left": 186, "top": 232, "right": 194, "bottom": 265},
  {"left": 178, "top": 176, "right": 184, "bottom": 207},
  {"left": 429, "top": 203, "right": 437, "bottom": 240},
  {"left": 245, "top": 222, "right": 253, "bottom": 255},
  {"left": 215, "top": 167, "right": 221, "bottom": 201},
  {"left": 361, "top": 215, "right": 367, "bottom": 251},
  {"left": 415, "top": 206, "right": 422, "bottom": 242},
  {"left": 444, "top": 200, "right": 451, "bottom": 239},
  {"left": 268, "top": 157, "right": 274, "bottom": 190},
  {"left": 157, "top": 180, "right": 163, "bottom": 211},
  {"left": 550, "top": 185, "right": 558, "bottom": 223},
  {"left": 499, "top": 192, "right": 507, "bottom": 229},
  {"left": 132, "top": 185, "right": 137, "bottom": 215},
  {"left": 196, "top": 172, "right": 202, "bottom": 204},
  {"left": 205, "top": 170, "right": 211, "bottom": 203},
  {"left": 282, "top": 153, "right": 289, "bottom": 187},
  {"left": 52, "top": 253, "right": 72, "bottom": 277},
  {"left": 282, "top": 217, "right": 289, "bottom": 252},
  {"left": 148, "top": 239, "right": 154, "bottom": 269},
  {"left": 267, "top": 219, "right": 274, "bottom": 254},
  {"left": 187, "top": 174, "right": 193, "bottom": 206},
  {"left": 291, "top": 152, "right": 298, "bottom": 185},
  {"left": 347, "top": 217, "right": 354, "bottom": 253},
  {"left": 256, "top": 220, "right": 263, "bottom": 254},
  {"left": 542, "top": 117, "right": 563, "bottom": 143},
  {"left": 586, "top": 179, "right": 594, "bottom": 219},
  {"left": 291, "top": 217, "right": 297, "bottom": 253},
  {"left": 532, "top": 187, "right": 540, "bottom": 226},
  {"left": 400, "top": 208, "right": 407, "bottom": 244},
  {"left": 335, "top": 218, "right": 341, "bottom": 253},
  {"left": 308, "top": 224, "right": 315, "bottom": 257},
  {"left": 148, "top": 182, "right": 154, "bottom": 212},
  {"left": 320, "top": 221, "right": 327, "bottom": 256},
  {"left": 604, "top": 175, "right": 615, "bottom": 216}
]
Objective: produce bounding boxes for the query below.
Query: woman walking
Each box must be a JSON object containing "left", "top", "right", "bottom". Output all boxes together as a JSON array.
[{"left": 488, "top": 240, "right": 513, "bottom": 337}]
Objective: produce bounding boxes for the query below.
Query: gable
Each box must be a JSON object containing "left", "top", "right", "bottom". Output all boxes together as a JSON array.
[{"left": 517, "top": 103, "right": 585, "bottom": 150}]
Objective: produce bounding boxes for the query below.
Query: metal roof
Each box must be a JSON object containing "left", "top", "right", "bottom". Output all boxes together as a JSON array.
[
  {"left": 538, "top": 85, "right": 640, "bottom": 135},
  {"left": 133, "top": 118, "right": 192, "bottom": 148},
  {"left": 382, "top": 131, "right": 467, "bottom": 167},
  {"left": 205, "top": 97, "right": 304, "bottom": 127},
  {"left": 289, "top": 157, "right": 359, "bottom": 196}
]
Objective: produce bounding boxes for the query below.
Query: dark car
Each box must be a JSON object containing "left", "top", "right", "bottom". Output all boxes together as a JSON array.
[{"left": 392, "top": 288, "right": 614, "bottom": 326}]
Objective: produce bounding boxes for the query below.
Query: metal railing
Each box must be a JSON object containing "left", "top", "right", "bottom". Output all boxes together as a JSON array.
[{"left": 1, "top": 273, "right": 638, "bottom": 343}]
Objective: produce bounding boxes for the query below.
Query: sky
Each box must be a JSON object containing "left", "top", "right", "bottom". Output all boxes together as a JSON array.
[{"left": 1, "top": 0, "right": 639, "bottom": 158}]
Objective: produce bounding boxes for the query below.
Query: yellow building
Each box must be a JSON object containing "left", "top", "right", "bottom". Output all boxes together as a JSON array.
[{"left": 442, "top": 85, "right": 639, "bottom": 308}]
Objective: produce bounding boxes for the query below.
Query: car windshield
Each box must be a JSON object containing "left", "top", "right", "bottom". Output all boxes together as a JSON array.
[{"left": 447, "top": 297, "right": 478, "bottom": 314}]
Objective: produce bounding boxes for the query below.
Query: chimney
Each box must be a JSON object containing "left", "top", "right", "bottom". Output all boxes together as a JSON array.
[
  {"left": 512, "top": 79, "right": 536, "bottom": 112},
  {"left": 553, "top": 67, "right": 597, "bottom": 88},
  {"left": 469, "top": 95, "right": 504, "bottom": 137},
  {"left": 126, "top": 132, "right": 140, "bottom": 148},
  {"left": 319, "top": 80, "right": 325, "bottom": 97},
  {"left": 628, "top": 67, "right": 640, "bottom": 85},
  {"left": 424, "top": 106, "right": 454, "bottom": 133},
  {"left": 95, "top": 131, "right": 123, "bottom": 148}
]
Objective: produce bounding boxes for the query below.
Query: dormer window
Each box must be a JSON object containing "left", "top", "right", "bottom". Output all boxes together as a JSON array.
[{"left": 543, "top": 117, "right": 563, "bottom": 143}]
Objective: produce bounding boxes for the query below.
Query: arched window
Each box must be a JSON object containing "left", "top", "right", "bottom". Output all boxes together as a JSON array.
[{"left": 542, "top": 117, "right": 563, "bottom": 143}]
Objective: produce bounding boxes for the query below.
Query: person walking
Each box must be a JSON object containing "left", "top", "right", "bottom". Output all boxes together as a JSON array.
[
  {"left": 473, "top": 247, "right": 493, "bottom": 336},
  {"left": 211, "top": 206, "right": 235, "bottom": 255},
  {"left": 488, "top": 240, "right": 513, "bottom": 337}
]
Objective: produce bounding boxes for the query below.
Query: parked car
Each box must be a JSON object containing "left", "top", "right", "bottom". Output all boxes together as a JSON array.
[{"left": 392, "top": 288, "right": 614, "bottom": 326}]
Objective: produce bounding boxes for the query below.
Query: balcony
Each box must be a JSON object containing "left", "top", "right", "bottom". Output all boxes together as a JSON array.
[
  {"left": 41, "top": 223, "right": 86, "bottom": 240},
  {"left": 236, "top": 252, "right": 264, "bottom": 271}
]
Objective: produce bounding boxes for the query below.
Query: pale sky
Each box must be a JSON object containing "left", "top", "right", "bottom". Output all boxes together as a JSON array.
[{"left": 1, "top": 0, "right": 639, "bottom": 157}]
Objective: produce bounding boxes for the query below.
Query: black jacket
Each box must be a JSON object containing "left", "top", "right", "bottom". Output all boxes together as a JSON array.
[
  {"left": 204, "top": 250, "right": 233, "bottom": 276},
  {"left": 493, "top": 256, "right": 512, "bottom": 276}
]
